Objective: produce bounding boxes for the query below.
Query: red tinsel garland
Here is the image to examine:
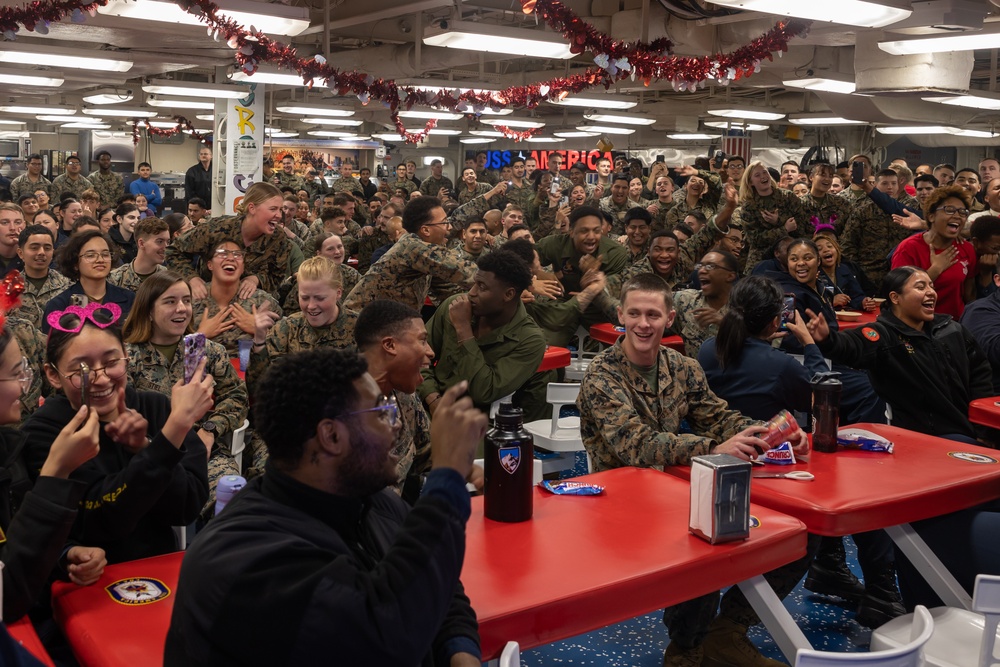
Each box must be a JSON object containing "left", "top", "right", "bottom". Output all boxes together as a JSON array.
[{"left": 131, "top": 117, "right": 212, "bottom": 146}]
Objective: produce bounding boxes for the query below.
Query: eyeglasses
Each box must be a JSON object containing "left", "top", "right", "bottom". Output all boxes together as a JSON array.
[
  {"left": 724, "top": 235, "right": 745, "bottom": 245},
  {"left": 694, "top": 262, "right": 734, "bottom": 273},
  {"left": 213, "top": 249, "right": 246, "bottom": 260},
  {"left": 422, "top": 221, "right": 450, "bottom": 229},
  {"left": 934, "top": 205, "right": 970, "bottom": 218},
  {"left": 339, "top": 394, "right": 399, "bottom": 428},
  {"left": 79, "top": 251, "right": 112, "bottom": 262},
  {"left": 0, "top": 358, "right": 34, "bottom": 394},
  {"left": 56, "top": 358, "right": 128, "bottom": 390}
]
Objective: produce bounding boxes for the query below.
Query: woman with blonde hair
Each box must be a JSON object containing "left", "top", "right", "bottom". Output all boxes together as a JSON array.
[
  {"left": 279, "top": 232, "right": 361, "bottom": 314},
  {"left": 739, "top": 160, "right": 806, "bottom": 274},
  {"left": 814, "top": 231, "right": 874, "bottom": 312}
]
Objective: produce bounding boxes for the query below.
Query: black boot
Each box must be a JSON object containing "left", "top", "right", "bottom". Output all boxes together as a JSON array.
[
  {"left": 805, "top": 537, "right": 866, "bottom": 602},
  {"left": 856, "top": 563, "right": 906, "bottom": 628}
]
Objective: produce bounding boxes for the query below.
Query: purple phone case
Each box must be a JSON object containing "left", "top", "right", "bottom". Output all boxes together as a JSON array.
[{"left": 183, "top": 333, "right": 207, "bottom": 384}]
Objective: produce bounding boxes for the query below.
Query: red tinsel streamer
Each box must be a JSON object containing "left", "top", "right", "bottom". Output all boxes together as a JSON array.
[
  {"left": 522, "top": 0, "right": 675, "bottom": 60},
  {"left": 490, "top": 126, "right": 541, "bottom": 142},
  {"left": 131, "top": 117, "right": 212, "bottom": 146},
  {"left": 0, "top": 270, "right": 25, "bottom": 333}
]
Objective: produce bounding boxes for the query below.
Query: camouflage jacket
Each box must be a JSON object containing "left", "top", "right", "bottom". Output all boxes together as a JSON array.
[
  {"left": 355, "top": 227, "right": 391, "bottom": 274},
  {"left": 799, "top": 192, "right": 852, "bottom": 237},
  {"left": 457, "top": 183, "right": 491, "bottom": 205},
  {"left": 11, "top": 270, "right": 71, "bottom": 330},
  {"left": 10, "top": 174, "right": 51, "bottom": 201},
  {"left": 389, "top": 179, "right": 417, "bottom": 196},
  {"left": 598, "top": 196, "right": 635, "bottom": 236},
  {"left": 649, "top": 199, "right": 677, "bottom": 232},
  {"left": 390, "top": 390, "right": 432, "bottom": 495},
  {"left": 165, "top": 215, "right": 297, "bottom": 296},
  {"left": 279, "top": 263, "right": 361, "bottom": 315},
  {"left": 505, "top": 181, "right": 535, "bottom": 217},
  {"left": 419, "top": 175, "right": 455, "bottom": 197},
  {"left": 306, "top": 219, "right": 360, "bottom": 257},
  {"left": 344, "top": 233, "right": 477, "bottom": 313},
  {"left": 124, "top": 338, "right": 247, "bottom": 438},
  {"left": 108, "top": 262, "right": 166, "bottom": 293},
  {"left": 7, "top": 316, "right": 48, "bottom": 424},
  {"left": 476, "top": 168, "right": 500, "bottom": 186},
  {"left": 51, "top": 174, "right": 94, "bottom": 200},
  {"left": 331, "top": 176, "right": 364, "bottom": 197},
  {"left": 89, "top": 170, "right": 125, "bottom": 208},
  {"left": 577, "top": 340, "right": 756, "bottom": 471},
  {"left": 841, "top": 197, "right": 916, "bottom": 289},
  {"left": 192, "top": 287, "right": 282, "bottom": 357},
  {"left": 272, "top": 172, "right": 307, "bottom": 194},
  {"left": 670, "top": 289, "right": 727, "bottom": 358},
  {"left": 665, "top": 197, "right": 718, "bottom": 233},
  {"left": 739, "top": 189, "right": 807, "bottom": 275}
]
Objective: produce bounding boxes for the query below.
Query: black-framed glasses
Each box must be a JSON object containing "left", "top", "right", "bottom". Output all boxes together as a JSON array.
[
  {"left": 79, "top": 251, "right": 113, "bottom": 262},
  {"left": 213, "top": 249, "right": 246, "bottom": 260},
  {"left": 934, "top": 205, "right": 970, "bottom": 218},
  {"left": 339, "top": 394, "right": 399, "bottom": 428},
  {"left": 55, "top": 359, "right": 129, "bottom": 390},
  {"left": 694, "top": 262, "right": 734, "bottom": 273},
  {"left": 422, "top": 221, "right": 451, "bottom": 229},
  {"left": 0, "top": 357, "right": 34, "bottom": 394}
]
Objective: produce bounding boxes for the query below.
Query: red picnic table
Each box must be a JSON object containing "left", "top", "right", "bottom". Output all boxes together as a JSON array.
[{"left": 589, "top": 322, "right": 685, "bottom": 353}]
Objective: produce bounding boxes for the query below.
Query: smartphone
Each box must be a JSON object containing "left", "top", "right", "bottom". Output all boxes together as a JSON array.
[
  {"left": 560, "top": 196, "right": 569, "bottom": 206},
  {"left": 713, "top": 150, "right": 725, "bottom": 169},
  {"left": 183, "top": 333, "right": 207, "bottom": 384},
  {"left": 70, "top": 294, "right": 89, "bottom": 307},
  {"left": 780, "top": 294, "right": 796, "bottom": 331},
  {"left": 656, "top": 155, "right": 665, "bottom": 163},
  {"left": 550, "top": 179, "right": 561, "bottom": 194},
  {"left": 79, "top": 363, "right": 91, "bottom": 407},
  {"left": 851, "top": 160, "right": 866, "bottom": 185}
]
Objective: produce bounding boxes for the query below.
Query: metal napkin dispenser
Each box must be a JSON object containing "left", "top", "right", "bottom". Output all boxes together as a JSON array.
[{"left": 689, "top": 454, "right": 751, "bottom": 544}]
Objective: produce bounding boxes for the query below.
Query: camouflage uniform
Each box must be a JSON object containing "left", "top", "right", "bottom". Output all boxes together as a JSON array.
[
  {"left": 279, "top": 219, "right": 312, "bottom": 253},
  {"left": 11, "top": 269, "right": 71, "bottom": 330},
  {"left": 598, "top": 196, "right": 636, "bottom": 236},
  {"left": 108, "top": 262, "right": 166, "bottom": 293},
  {"left": 246, "top": 308, "right": 358, "bottom": 395},
  {"left": 391, "top": 390, "right": 432, "bottom": 499},
  {"left": 625, "top": 240, "right": 649, "bottom": 265},
  {"left": 356, "top": 227, "right": 391, "bottom": 274},
  {"left": 344, "top": 233, "right": 477, "bottom": 313},
  {"left": 331, "top": 175, "right": 364, "bottom": 197},
  {"left": 664, "top": 198, "right": 719, "bottom": 233},
  {"left": 125, "top": 338, "right": 248, "bottom": 515},
  {"left": 165, "top": 215, "right": 298, "bottom": 297},
  {"left": 457, "top": 183, "right": 491, "bottom": 205},
  {"left": 389, "top": 179, "right": 417, "bottom": 196},
  {"left": 649, "top": 199, "right": 677, "bottom": 232},
  {"left": 279, "top": 263, "right": 361, "bottom": 315},
  {"left": 419, "top": 175, "right": 455, "bottom": 197},
  {"left": 7, "top": 315, "right": 47, "bottom": 424},
  {"left": 841, "top": 197, "right": 915, "bottom": 288},
  {"left": 272, "top": 171, "right": 307, "bottom": 194},
  {"left": 505, "top": 181, "right": 535, "bottom": 215},
  {"left": 306, "top": 219, "right": 361, "bottom": 257},
  {"left": 51, "top": 174, "right": 94, "bottom": 199},
  {"left": 9, "top": 175, "right": 51, "bottom": 201},
  {"left": 799, "top": 192, "right": 852, "bottom": 237},
  {"left": 192, "top": 287, "right": 282, "bottom": 358},
  {"left": 89, "top": 170, "right": 125, "bottom": 208},
  {"left": 837, "top": 186, "right": 867, "bottom": 204},
  {"left": 670, "top": 289, "right": 727, "bottom": 358},
  {"left": 476, "top": 168, "right": 500, "bottom": 186},
  {"left": 739, "top": 189, "right": 807, "bottom": 275}
]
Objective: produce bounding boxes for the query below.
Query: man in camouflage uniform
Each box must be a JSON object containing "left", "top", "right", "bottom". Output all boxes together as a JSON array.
[
  {"left": 331, "top": 162, "right": 364, "bottom": 197},
  {"left": 578, "top": 272, "right": 814, "bottom": 667},
  {"left": 456, "top": 167, "right": 492, "bottom": 205},
  {"left": 669, "top": 250, "right": 737, "bottom": 357},
  {"left": 648, "top": 174, "right": 677, "bottom": 231},
  {"left": 389, "top": 163, "right": 417, "bottom": 196},
  {"left": 418, "top": 159, "right": 454, "bottom": 198},
  {"left": 800, "top": 163, "right": 852, "bottom": 236},
  {"left": 842, "top": 169, "right": 916, "bottom": 289},
  {"left": 7, "top": 315, "right": 47, "bottom": 424},
  {"left": 621, "top": 208, "right": 652, "bottom": 265},
  {"left": 599, "top": 174, "right": 635, "bottom": 235},
  {"left": 88, "top": 150, "right": 124, "bottom": 208},
  {"left": 272, "top": 155, "right": 307, "bottom": 194},
  {"left": 474, "top": 150, "right": 500, "bottom": 186},
  {"left": 307, "top": 206, "right": 361, "bottom": 257},
  {"left": 12, "top": 225, "right": 70, "bottom": 330},
  {"left": 10, "top": 154, "right": 52, "bottom": 201},
  {"left": 344, "top": 197, "right": 477, "bottom": 313},
  {"left": 504, "top": 156, "right": 535, "bottom": 214},
  {"left": 109, "top": 217, "right": 169, "bottom": 292},
  {"left": 356, "top": 203, "right": 399, "bottom": 274},
  {"left": 51, "top": 155, "right": 93, "bottom": 200}
]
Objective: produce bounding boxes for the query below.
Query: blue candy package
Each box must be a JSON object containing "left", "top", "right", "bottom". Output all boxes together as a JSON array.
[
  {"left": 540, "top": 480, "right": 605, "bottom": 495},
  {"left": 763, "top": 441, "right": 796, "bottom": 465}
]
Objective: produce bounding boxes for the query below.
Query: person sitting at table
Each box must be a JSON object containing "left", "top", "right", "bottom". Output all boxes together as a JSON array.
[
  {"left": 121, "top": 272, "right": 248, "bottom": 516},
  {"left": 670, "top": 250, "right": 739, "bottom": 357},
  {"left": 419, "top": 249, "right": 550, "bottom": 422},
  {"left": 577, "top": 272, "right": 811, "bottom": 667},
  {"left": 960, "top": 253, "right": 1000, "bottom": 392},
  {"left": 164, "top": 349, "right": 485, "bottom": 667},
  {"left": 750, "top": 235, "right": 794, "bottom": 276},
  {"left": 21, "top": 302, "right": 213, "bottom": 564},
  {"left": 814, "top": 231, "right": 874, "bottom": 312}
]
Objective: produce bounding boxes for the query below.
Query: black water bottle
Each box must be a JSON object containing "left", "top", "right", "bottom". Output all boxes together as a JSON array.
[
  {"left": 484, "top": 403, "right": 534, "bottom": 522},
  {"left": 811, "top": 372, "right": 842, "bottom": 453}
]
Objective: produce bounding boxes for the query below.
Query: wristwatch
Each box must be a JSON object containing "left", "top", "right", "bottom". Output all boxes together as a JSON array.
[{"left": 201, "top": 420, "right": 219, "bottom": 434}]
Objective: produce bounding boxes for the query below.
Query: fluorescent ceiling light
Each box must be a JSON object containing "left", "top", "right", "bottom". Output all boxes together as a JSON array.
[
  {"left": 0, "top": 130, "right": 30, "bottom": 138},
  {"left": 146, "top": 95, "right": 215, "bottom": 110},
  {"left": 0, "top": 68, "right": 64, "bottom": 87},
  {"left": 266, "top": 131, "right": 299, "bottom": 138},
  {"left": 575, "top": 124, "right": 635, "bottom": 135},
  {"left": 147, "top": 121, "right": 183, "bottom": 128},
  {"left": 708, "top": 0, "right": 910, "bottom": 28},
  {"left": 554, "top": 130, "right": 599, "bottom": 138},
  {"left": 704, "top": 120, "right": 768, "bottom": 131},
  {"left": 459, "top": 137, "right": 493, "bottom": 144},
  {"left": 98, "top": 0, "right": 309, "bottom": 36},
  {"left": 230, "top": 67, "right": 308, "bottom": 86},
  {"left": 426, "top": 128, "right": 462, "bottom": 135},
  {"left": 61, "top": 122, "right": 111, "bottom": 129},
  {"left": 668, "top": 133, "right": 717, "bottom": 140},
  {"left": 788, "top": 114, "right": 867, "bottom": 126},
  {"left": 308, "top": 130, "right": 353, "bottom": 137},
  {"left": 302, "top": 117, "right": 364, "bottom": 127},
  {"left": 336, "top": 135, "right": 371, "bottom": 141},
  {"left": 481, "top": 118, "right": 545, "bottom": 129},
  {"left": 37, "top": 114, "right": 98, "bottom": 122},
  {"left": 82, "top": 88, "right": 134, "bottom": 105},
  {"left": 0, "top": 120, "right": 25, "bottom": 126},
  {"left": 1, "top": 105, "right": 74, "bottom": 115},
  {"left": 469, "top": 130, "right": 504, "bottom": 137},
  {"left": 477, "top": 107, "right": 514, "bottom": 115},
  {"left": 952, "top": 128, "right": 999, "bottom": 138},
  {"left": 583, "top": 112, "right": 656, "bottom": 126},
  {"left": 142, "top": 79, "right": 248, "bottom": 99},
  {"left": 424, "top": 20, "right": 574, "bottom": 59},
  {"left": 782, "top": 75, "right": 856, "bottom": 95},
  {"left": 922, "top": 92, "right": 1000, "bottom": 111},
  {"left": 422, "top": 156, "right": 447, "bottom": 165},
  {"left": 0, "top": 43, "right": 132, "bottom": 72},
  {"left": 879, "top": 25, "right": 1000, "bottom": 55},
  {"left": 196, "top": 114, "right": 214, "bottom": 121},
  {"left": 875, "top": 126, "right": 955, "bottom": 135},
  {"left": 524, "top": 136, "right": 564, "bottom": 142},
  {"left": 82, "top": 107, "right": 157, "bottom": 118},
  {"left": 397, "top": 109, "right": 463, "bottom": 121},
  {"left": 549, "top": 94, "right": 636, "bottom": 110},
  {"left": 708, "top": 107, "right": 785, "bottom": 121},
  {"left": 373, "top": 133, "right": 405, "bottom": 141},
  {"left": 276, "top": 104, "right": 354, "bottom": 117}
]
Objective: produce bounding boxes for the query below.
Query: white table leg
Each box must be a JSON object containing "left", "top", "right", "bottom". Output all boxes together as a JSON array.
[
  {"left": 738, "top": 574, "right": 813, "bottom": 663},
  {"left": 884, "top": 522, "right": 973, "bottom": 610}
]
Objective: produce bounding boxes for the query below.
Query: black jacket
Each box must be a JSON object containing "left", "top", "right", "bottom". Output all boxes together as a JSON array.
[
  {"left": 960, "top": 289, "right": 1000, "bottom": 392},
  {"left": 164, "top": 467, "right": 479, "bottom": 666},
  {"left": 185, "top": 162, "right": 212, "bottom": 205},
  {"left": 769, "top": 271, "right": 838, "bottom": 355},
  {"left": 0, "top": 427, "right": 85, "bottom": 621},
  {"left": 819, "top": 311, "right": 993, "bottom": 438},
  {"left": 108, "top": 226, "right": 138, "bottom": 264},
  {"left": 21, "top": 388, "right": 208, "bottom": 564}
]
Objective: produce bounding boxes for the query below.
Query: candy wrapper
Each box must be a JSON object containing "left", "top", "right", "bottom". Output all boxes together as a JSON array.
[
  {"left": 763, "top": 441, "right": 796, "bottom": 465},
  {"left": 837, "top": 428, "right": 894, "bottom": 453},
  {"left": 540, "top": 480, "right": 605, "bottom": 495}
]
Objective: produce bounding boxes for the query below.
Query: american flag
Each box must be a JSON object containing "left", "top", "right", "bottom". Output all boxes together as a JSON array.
[{"left": 722, "top": 131, "right": 751, "bottom": 162}]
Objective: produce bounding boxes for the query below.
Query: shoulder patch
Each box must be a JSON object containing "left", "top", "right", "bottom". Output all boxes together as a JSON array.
[{"left": 861, "top": 327, "right": 879, "bottom": 341}]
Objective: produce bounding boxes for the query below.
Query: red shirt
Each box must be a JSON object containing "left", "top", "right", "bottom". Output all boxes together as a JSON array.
[{"left": 891, "top": 233, "right": 976, "bottom": 319}]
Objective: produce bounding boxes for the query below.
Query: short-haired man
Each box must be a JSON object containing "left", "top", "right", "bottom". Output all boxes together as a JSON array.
[
  {"left": 725, "top": 154, "right": 746, "bottom": 185},
  {"left": 0, "top": 203, "right": 25, "bottom": 273},
  {"left": 913, "top": 174, "right": 940, "bottom": 208},
  {"left": 979, "top": 158, "right": 1000, "bottom": 190},
  {"left": 52, "top": 155, "right": 94, "bottom": 200},
  {"left": 109, "top": 217, "right": 170, "bottom": 291},
  {"left": 165, "top": 348, "right": 485, "bottom": 666},
  {"left": 355, "top": 202, "right": 400, "bottom": 274},
  {"left": 187, "top": 197, "right": 210, "bottom": 225},
  {"left": 389, "top": 163, "right": 417, "bottom": 196},
  {"left": 185, "top": 146, "right": 213, "bottom": 206},
  {"left": 419, "top": 249, "right": 551, "bottom": 421},
  {"left": 620, "top": 207, "right": 652, "bottom": 264},
  {"left": 459, "top": 219, "right": 488, "bottom": 260},
  {"left": 595, "top": 156, "right": 613, "bottom": 187},
  {"left": 578, "top": 273, "right": 810, "bottom": 667},
  {"left": 357, "top": 167, "right": 377, "bottom": 200},
  {"left": 456, "top": 167, "right": 492, "bottom": 205},
  {"left": 10, "top": 154, "right": 52, "bottom": 201},
  {"left": 344, "top": 197, "right": 477, "bottom": 313},
  {"left": 838, "top": 154, "right": 872, "bottom": 204},
  {"left": 799, "top": 162, "right": 852, "bottom": 236},
  {"left": 933, "top": 163, "right": 956, "bottom": 187},
  {"left": 600, "top": 173, "right": 636, "bottom": 235},
  {"left": 524, "top": 156, "right": 537, "bottom": 179},
  {"left": 129, "top": 162, "right": 162, "bottom": 214},
  {"left": 272, "top": 154, "right": 306, "bottom": 194},
  {"left": 12, "top": 224, "right": 70, "bottom": 329},
  {"left": 332, "top": 161, "right": 364, "bottom": 197},
  {"left": 16, "top": 194, "right": 38, "bottom": 224},
  {"left": 419, "top": 159, "right": 454, "bottom": 199},
  {"left": 405, "top": 159, "right": 421, "bottom": 189},
  {"left": 647, "top": 173, "right": 677, "bottom": 231},
  {"left": 779, "top": 160, "right": 800, "bottom": 189},
  {"left": 474, "top": 150, "right": 499, "bottom": 185},
  {"left": 504, "top": 156, "right": 534, "bottom": 215},
  {"left": 955, "top": 168, "right": 985, "bottom": 212}
]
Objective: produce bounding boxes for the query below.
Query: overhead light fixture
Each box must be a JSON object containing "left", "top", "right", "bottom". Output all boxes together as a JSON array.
[
  {"left": 147, "top": 121, "right": 184, "bottom": 129},
  {"left": 459, "top": 137, "right": 493, "bottom": 144},
  {"left": 1, "top": 105, "right": 75, "bottom": 115},
  {"left": 146, "top": 95, "right": 215, "bottom": 110},
  {"left": 0, "top": 68, "right": 64, "bottom": 87},
  {"left": 922, "top": 92, "right": 1000, "bottom": 111},
  {"left": 37, "top": 114, "right": 98, "bottom": 122},
  {"left": 98, "top": 0, "right": 309, "bottom": 36},
  {"left": 0, "top": 130, "right": 30, "bottom": 138},
  {"left": 782, "top": 74, "right": 856, "bottom": 95},
  {"left": 336, "top": 135, "right": 371, "bottom": 141},
  {"left": 879, "top": 25, "right": 1000, "bottom": 55},
  {"left": 426, "top": 128, "right": 462, "bottom": 135},
  {"left": 481, "top": 118, "right": 545, "bottom": 129},
  {"left": 788, "top": 114, "right": 867, "bottom": 126},
  {"left": 476, "top": 107, "right": 514, "bottom": 115},
  {"left": 422, "top": 156, "right": 447, "bottom": 165},
  {"left": 307, "top": 130, "right": 353, "bottom": 137},
  {"left": 707, "top": 0, "right": 910, "bottom": 28},
  {"left": 264, "top": 127, "right": 298, "bottom": 138},
  {"left": 554, "top": 130, "right": 599, "bottom": 138},
  {"left": 468, "top": 130, "right": 505, "bottom": 137},
  {"left": 275, "top": 104, "right": 354, "bottom": 117},
  {"left": 524, "top": 136, "right": 564, "bottom": 142},
  {"left": 0, "top": 120, "right": 25, "bottom": 126},
  {"left": 373, "top": 133, "right": 405, "bottom": 141},
  {"left": 583, "top": 112, "right": 656, "bottom": 126},
  {"left": 704, "top": 120, "right": 768, "bottom": 131},
  {"left": 952, "top": 128, "right": 998, "bottom": 138},
  {"left": 142, "top": 79, "right": 248, "bottom": 99},
  {"left": 82, "top": 107, "right": 157, "bottom": 118},
  {"left": 196, "top": 114, "right": 214, "bottom": 121},
  {"left": 230, "top": 67, "right": 309, "bottom": 86},
  {"left": 708, "top": 107, "right": 785, "bottom": 121},
  {"left": 0, "top": 43, "right": 133, "bottom": 72},
  {"left": 61, "top": 122, "right": 112, "bottom": 129},
  {"left": 668, "top": 133, "right": 717, "bottom": 140},
  {"left": 423, "top": 19, "right": 574, "bottom": 59},
  {"left": 875, "top": 125, "right": 955, "bottom": 135},
  {"left": 397, "top": 109, "right": 464, "bottom": 121},
  {"left": 550, "top": 94, "right": 637, "bottom": 110},
  {"left": 302, "top": 117, "right": 364, "bottom": 127},
  {"left": 82, "top": 88, "right": 134, "bottom": 105},
  {"left": 575, "top": 124, "right": 635, "bottom": 135}
]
